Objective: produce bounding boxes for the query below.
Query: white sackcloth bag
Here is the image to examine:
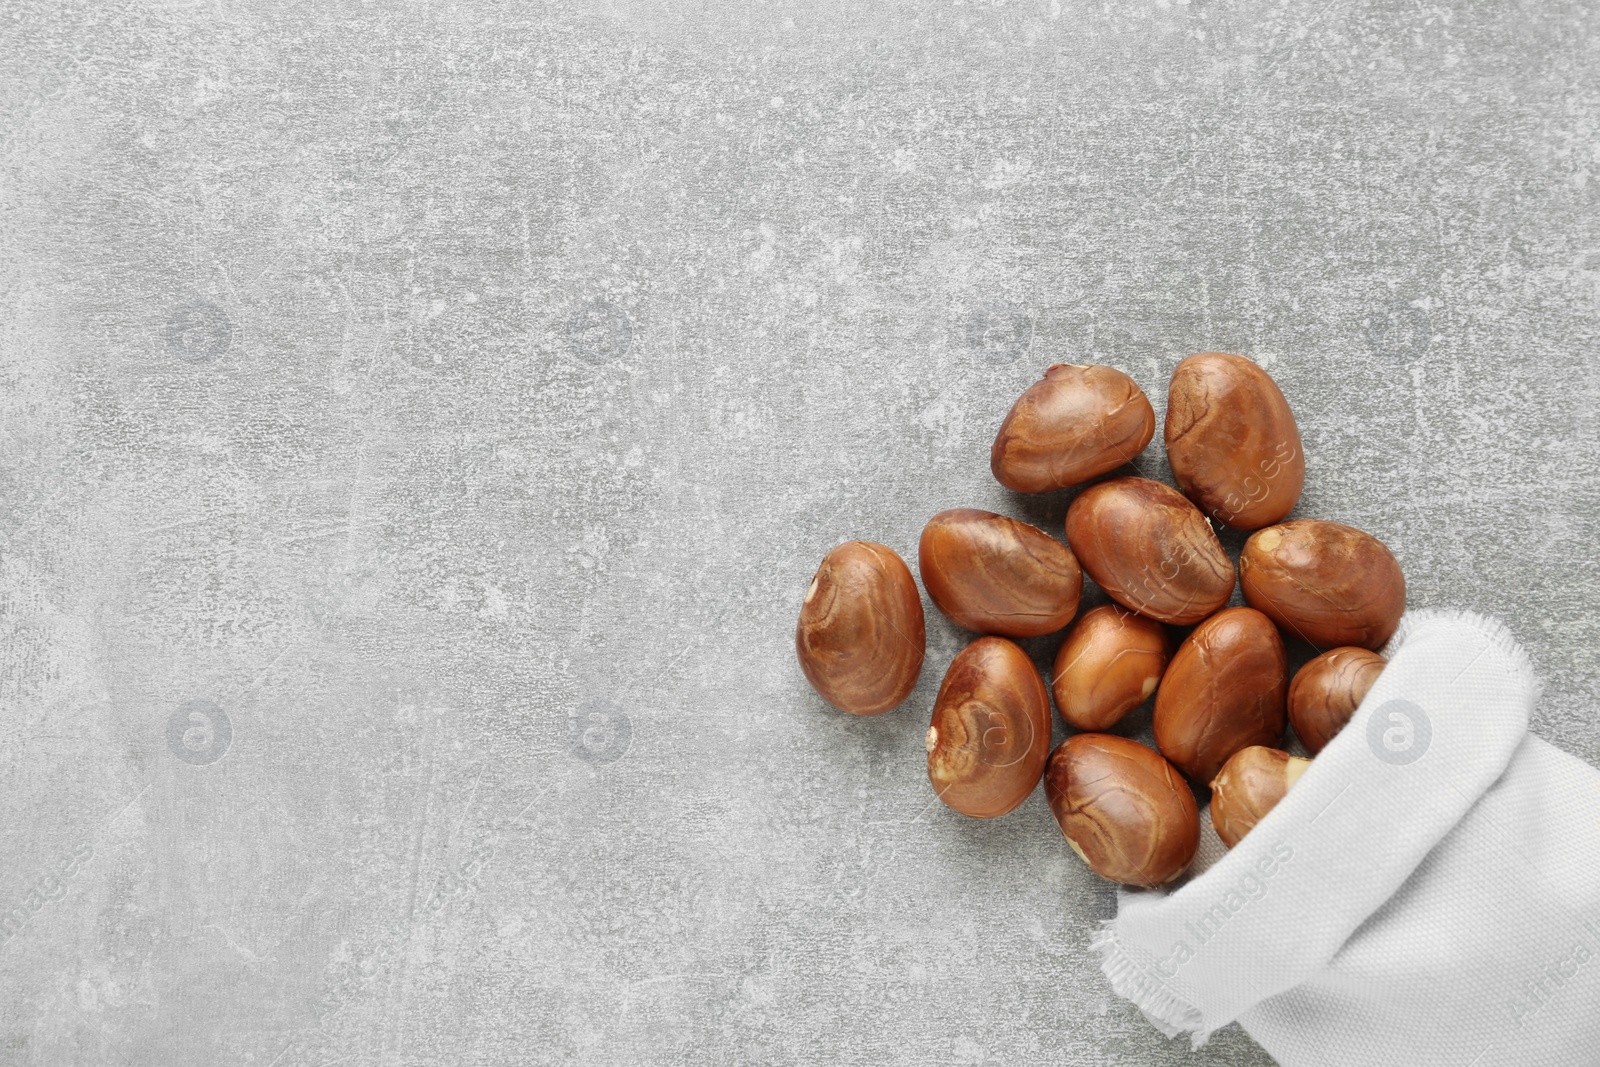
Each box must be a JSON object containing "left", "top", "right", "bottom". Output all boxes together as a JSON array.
[{"left": 1092, "top": 609, "right": 1600, "bottom": 1066}]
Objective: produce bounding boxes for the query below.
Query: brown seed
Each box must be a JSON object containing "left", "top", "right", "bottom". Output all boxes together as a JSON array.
[
  {"left": 918, "top": 508, "right": 1083, "bottom": 638},
  {"left": 926, "top": 636, "right": 1052, "bottom": 818},
  {"left": 795, "top": 541, "right": 926, "bottom": 715},
  {"left": 1153, "top": 606, "right": 1288, "bottom": 782},
  {"left": 1051, "top": 605, "right": 1171, "bottom": 731},
  {"left": 1064, "top": 477, "right": 1235, "bottom": 625},
  {"left": 1288, "top": 647, "right": 1386, "bottom": 754},
  {"left": 1044, "top": 733, "right": 1200, "bottom": 887},
  {"left": 1239, "top": 520, "right": 1406, "bottom": 650},
  {"left": 1165, "top": 352, "right": 1306, "bottom": 531},
  {"left": 1209, "top": 745, "right": 1311, "bottom": 849},
  {"left": 990, "top": 364, "right": 1156, "bottom": 493}
]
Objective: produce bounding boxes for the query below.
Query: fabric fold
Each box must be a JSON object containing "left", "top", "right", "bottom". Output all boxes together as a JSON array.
[{"left": 1092, "top": 608, "right": 1538, "bottom": 1044}]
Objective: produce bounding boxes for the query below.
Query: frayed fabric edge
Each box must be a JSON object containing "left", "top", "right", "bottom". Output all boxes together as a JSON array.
[
  {"left": 1383, "top": 608, "right": 1542, "bottom": 706},
  {"left": 1090, "top": 920, "right": 1215, "bottom": 1048}
]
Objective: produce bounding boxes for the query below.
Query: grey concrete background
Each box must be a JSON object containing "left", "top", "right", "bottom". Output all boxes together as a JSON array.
[{"left": 3, "top": 0, "right": 1598, "bottom": 1063}]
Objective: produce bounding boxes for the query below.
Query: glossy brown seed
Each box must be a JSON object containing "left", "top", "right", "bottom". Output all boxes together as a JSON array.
[
  {"left": 1288, "top": 647, "right": 1387, "bottom": 754},
  {"left": 918, "top": 508, "right": 1082, "bottom": 638},
  {"left": 926, "top": 636, "right": 1052, "bottom": 818},
  {"left": 795, "top": 541, "right": 926, "bottom": 715},
  {"left": 991, "top": 364, "right": 1156, "bottom": 493},
  {"left": 1045, "top": 733, "right": 1200, "bottom": 887},
  {"left": 1051, "top": 605, "right": 1171, "bottom": 731},
  {"left": 1153, "top": 607, "right": 1288, "bottom": 782},
  {"left": 1064, "top": 477, "right": 1235, "bottom": 625},
  {"left": 1239, "top": 520, "right": 1406, "bottom": 650},
  {"left": 1165, "top": 352, "right": 1305, "bottom": 531},
  {"left": 1209, "top": 746, "right": 1311, "bottom": 849}
]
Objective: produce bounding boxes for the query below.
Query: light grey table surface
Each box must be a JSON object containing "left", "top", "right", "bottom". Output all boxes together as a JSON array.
[{"left": 4, "top": 1, "right": 1598, "bottom": 1064}]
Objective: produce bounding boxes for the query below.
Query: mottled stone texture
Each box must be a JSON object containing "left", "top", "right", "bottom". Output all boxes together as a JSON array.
[{"left": 2, "top": 1, "right": 1597, "bottom": 1064}]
